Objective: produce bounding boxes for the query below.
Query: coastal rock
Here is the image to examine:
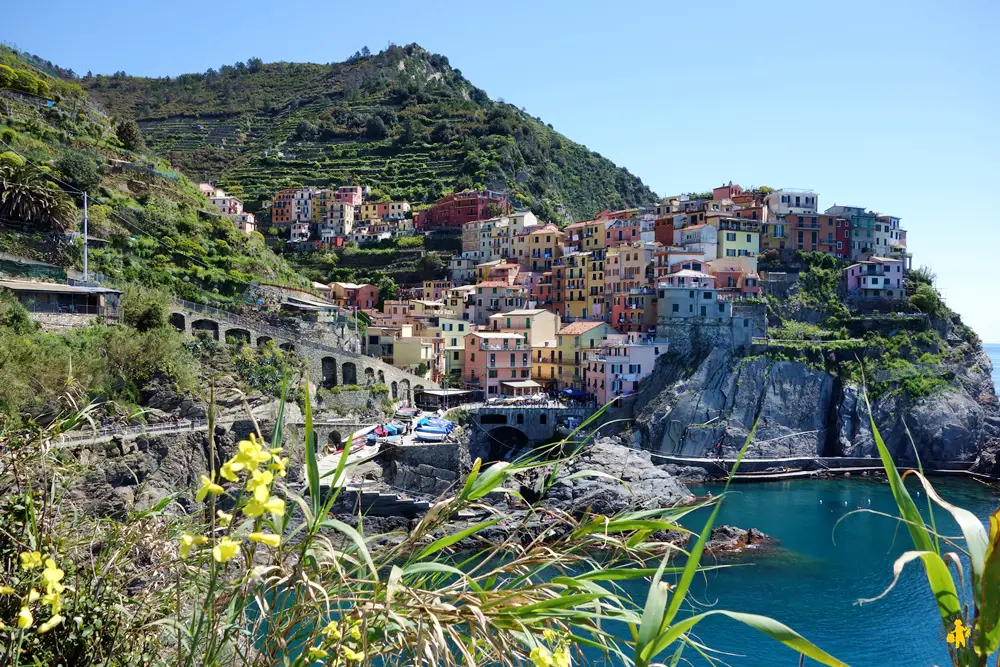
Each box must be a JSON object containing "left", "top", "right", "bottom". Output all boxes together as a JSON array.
[
  {"left": 535, "top": 438, "right": 694, "bottom": 516},
  {"left": 703, "top": 525, "right": 776, "bottom": 555},
  {"left": 634, "top": 333, "right": 1000, "bottom": 465}
]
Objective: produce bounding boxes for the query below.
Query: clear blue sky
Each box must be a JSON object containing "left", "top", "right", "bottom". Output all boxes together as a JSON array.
[{"left": 6, "top": 0, "right": 999, "bottom": 340}]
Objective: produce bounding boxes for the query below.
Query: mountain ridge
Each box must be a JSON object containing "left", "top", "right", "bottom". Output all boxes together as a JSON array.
[{"left": 81, "top": 43, "right": 658, "bottom": 222}]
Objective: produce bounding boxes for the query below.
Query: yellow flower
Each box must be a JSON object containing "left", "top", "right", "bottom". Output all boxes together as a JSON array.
[
  {"left": 246, "top": 469, "right": 274, "bottom": 502},
  {"left": 212, "top": 537, "right": 240, "bottom": 563},
  {"left": 946, "top": 618, "right": 971, "bottom": 649},
  {"left": 306, "top": 646, "right": 329, "bottom": 662},
  {"left": 27, "top": 589, "right": 40, "bottom": 603},
  {"left": 0, "top": 586, "right": 16, "bottom": 595},
  {"left": 37, "top": 614, "right": 64, "bottom": 634},
  {"left": 349, "top": 623, "right": 362, "bottom": 641},
  {"left": 268, "top": 456, "right": 289, "bottom": 477},
  {"left": 321, "top": 621, "right": 342, "bottom": 641},
  {"left": 42, "top": 591, "right": 61, "bottom": 615},
  {"left": 220, "top": 461, "right": 242, "bottom": 482},
  {"left": 42, "top": 559, "right": 64, "bottom": 589},
  {"left": 542, "top": 628, "right": 556, "bottom": 643},
  {"left": 341, "top": 645, "right": 365, "bottom": 662},
  {"left": 17, "top": 606, "right": 32, "bottom": 629},
  {"left": 196, "top": 474, "right": 224, "bottom": 502},
  {"left": 20, "top": 551, "right": 42, "bottom": 571},
  {"left": 248, "top": 532, "right": 281, "bottom": 547},
  {"left": 553, "top": 646, "right": 571, "bottom": 667},
  {"left": 234, "top": 437, "right": 272, "bottom": 472},
  {"left": 530, "top": 646, "right": 554, "bottom": 667},
  {"left": 216, "top": 510, "right": 233, "bottom": 527},
  {"left": 179, "top": 534, "right": 209, "bottom": 558},
  {"left": 243, "top": 496, "right": 285, "bottom": 518}
]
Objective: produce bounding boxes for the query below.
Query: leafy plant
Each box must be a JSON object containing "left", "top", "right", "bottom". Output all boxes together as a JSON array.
[
  {"left": 852, "top": 392, "right": 1000, "bottom": 665},
  {"left": 0, "top": 160, "right": 78, "bottom": 232}
]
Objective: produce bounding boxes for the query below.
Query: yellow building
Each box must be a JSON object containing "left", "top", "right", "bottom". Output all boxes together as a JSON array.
[
  {"left": 444, "top": 342, "right": 466, "bottom": 382},
  {"left": 533, "top": 341, "right": 559, "bottom": 389},
  {"left": 556, "top": 320, "right": 616, "bottom": 391},
  {"left": 513, "top": 223, "right": 564, "bottom": 272},
  {"left": 310, "top": 189, "right": 336, "bottom": 223},
  {"left": 716, "top": 217, "right": 761, "bottom": 266},
  {"left": 487, "top": 308, "right": 560, "bottom": 348},
  {"left": 554, "top": 252, "right": 589, "bottom": 320},
  {"left": 393, "top": 337, "right": 436, "bottom": 380}
]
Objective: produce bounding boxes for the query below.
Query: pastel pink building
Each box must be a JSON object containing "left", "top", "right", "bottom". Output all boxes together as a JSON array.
[
  {"left": 334, "top": 186, "right": 364, "bottom": 207},
  {"left": 463, "top": 332, "right": 533, "bottom": 396},
  {"left": 845, "top": 256, "right": 905, "bottom": 300},
  {"left": 585, "top": 333, "right": 668, "bottom": 405}
]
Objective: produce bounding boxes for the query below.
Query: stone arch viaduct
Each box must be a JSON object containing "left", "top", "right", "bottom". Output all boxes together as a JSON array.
[{"left": 169, "top": 301, "right": 437, "bottom": 405}]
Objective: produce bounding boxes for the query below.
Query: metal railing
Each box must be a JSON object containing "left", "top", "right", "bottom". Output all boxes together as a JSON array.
[{"left": 59, "top": 419, "right": 208, "bottom": 444}]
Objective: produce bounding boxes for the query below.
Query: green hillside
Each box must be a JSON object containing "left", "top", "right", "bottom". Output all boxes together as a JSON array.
[
  {"left": 0, "top": 46, "right": 305, "bottom": 304},
  {"left": 83, "top": 44, "right": 657, "bottom": 221}
]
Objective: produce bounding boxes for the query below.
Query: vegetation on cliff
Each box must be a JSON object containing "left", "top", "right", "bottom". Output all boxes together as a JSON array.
[
  {"left": 83, "top": 44, "right": 656, "bottom": 222},
  {"left": 0, "top": 45, "right": 307, "bottom": 305}
]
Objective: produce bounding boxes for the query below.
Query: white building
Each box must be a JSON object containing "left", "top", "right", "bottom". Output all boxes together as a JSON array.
[
  {"left": 674, "top": 224, "right": 718, "bottom": 261},
  {"left": 764, "top": 189, "right": 819, "bottom": 218}
]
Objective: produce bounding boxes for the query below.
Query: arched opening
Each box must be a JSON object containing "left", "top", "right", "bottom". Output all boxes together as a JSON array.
[
  {"left": 391, "top": 381, "right": 398, "bottom": 399},
  {"left": 414, "top": 384, "right": 425, "bottom": 393},
  {"left": 321, "top": 357, "right": 338, "bottom": 389},
  {"left": 399, "top": 379, "right": 411, "bottom": 404},
  {"left": 257, "top": 336, "right": 273, "bottom": 349},
  {"left": 327, "top": 430, "right": 343, "bottom": 449},
  {"left": 485, "top": 426, "right": 529, "bottom": 462},
  {"left": 280, "top": 342, "right": 295, "bottom": 353},
  {"left": 225, "top": 328, "right": 251, "bottom": 346},
  {"left": 341, "top": 362, "right": 357, "bottom": 385},
  {"left": 191, "top": 319, "right": 220, "bottom": 340},
  {"left": 377, "top": 370, "right": 385, "bottom": 384},
  {"left": 364, "top": 367, "right": 375, "bottom": 385},
  {"left": 168, "top": 312, "right": 186, "bottom": 332}
]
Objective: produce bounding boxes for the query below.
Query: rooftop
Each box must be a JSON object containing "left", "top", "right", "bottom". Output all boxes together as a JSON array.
[
  {"left": 476, "top": 281, "right": 514, "bottom": 289},
  {"left": 471, "top": 332, "right": 525, "bottom": 339},
  {"left": 0, "top": 280, "right": 122, "bottom": 295},
  {"left": 558, "top": 321, "right": 607, "bottom": 335},
  {"left": 490, "top": 309, "right": 547, "bottom": 317}
]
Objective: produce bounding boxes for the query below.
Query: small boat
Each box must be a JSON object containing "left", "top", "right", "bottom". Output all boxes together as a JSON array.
[
  {"left": 414, "top": 430, "right": 447, "bottom": 442},
  {"left": 331, "top": 425, "right": 377, "bottom": 455}
]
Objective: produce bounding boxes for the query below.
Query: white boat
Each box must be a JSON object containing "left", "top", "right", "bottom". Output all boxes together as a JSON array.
[{"left": 414, "top": 430, "right": 447, "bottom": 442}]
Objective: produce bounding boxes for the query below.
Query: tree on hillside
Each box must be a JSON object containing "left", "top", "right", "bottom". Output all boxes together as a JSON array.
[
  {"left": 56, "top": 150, "right": 101, "bottom": 193},
  {"left": 0, "top": 161, "right": 78, "bottom": 232},
  {"left": 376, "top": 275, "right": 398, "bottom": 309},
  {"left": 365, "top": 116, "right": 387, "bottom": 140},
  {"left": 116, "top": 119, "right": 144, "bottom": 152}
]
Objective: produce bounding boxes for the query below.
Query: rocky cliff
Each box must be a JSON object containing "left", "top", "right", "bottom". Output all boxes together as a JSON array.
[{"left": 634, "top": 322, "right": 1000, "bottom": 467}]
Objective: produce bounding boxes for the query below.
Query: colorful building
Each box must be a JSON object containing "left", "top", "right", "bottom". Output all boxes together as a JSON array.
[
  {"left": 422, "top": 280, "right": 454, "bottom": 301},
  {"left": 329, "top": 282, "right": 378, "bottom": 310},
  {"left": 844, "top": 257, "right": 905, "bottom": 300},
  {"left": 414, "top": 190, "right": 511, "bottom": 230},
  {"left": 555, "top": 320, "right": 616, "bottom": 392},
  {"left": 512, "top": 223, "right": 564, "bottom": 272},
  {"left": 609, "top": 288, "right": 658, "bottom": 333},
  {"left": 552, "top": 252, "right": 590, "bottom": 320},
  {"left": 715, "top": 217, "right": 760, "bottom": 265},
  {"left": 585, "top": 333, "right": 668, "bottom": 405},
  {"left": 463, "top": 332, "right": 533, "bottom": 396},
  {"left": 487, "top": 308, "right": 560, "bottom": 348}
]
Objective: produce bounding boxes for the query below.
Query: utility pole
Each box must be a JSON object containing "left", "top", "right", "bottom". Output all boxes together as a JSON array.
[{"left": 82, "top": 191, "right": 88, "bottom": 281}]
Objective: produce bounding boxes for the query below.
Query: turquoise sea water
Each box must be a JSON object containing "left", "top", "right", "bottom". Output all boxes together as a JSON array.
[
  {"left": 594, "top": 478, "right": 998, "bottom": 666},
  {"left": 986, "top": 343, "right": 1000, "bottom": 393}
]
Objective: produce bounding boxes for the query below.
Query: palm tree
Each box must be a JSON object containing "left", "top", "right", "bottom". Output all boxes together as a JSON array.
[{"left": 0, "top": 160, "right": 78, "bottom": 232}]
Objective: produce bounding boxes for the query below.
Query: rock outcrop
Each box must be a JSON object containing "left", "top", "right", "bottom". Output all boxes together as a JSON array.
[
  {"left": 703, "top": 525, "right": 777, "bottom": 556},
  {"left": 635, "top": 333, "right": 999, "bottom": 465}
]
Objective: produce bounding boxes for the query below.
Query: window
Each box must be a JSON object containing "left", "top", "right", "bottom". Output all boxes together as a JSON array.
[
  {"left": 672, "top": 303, "right": 679, "bottom": 313},
  {"left": 703, "top": 291, "right": 712, "bottom": 299},
  {"left": 516, "top": 414, "right": 524, "bottom": 424},
  {"left": 718, "top": 303, "right": 725, "bottom": 313},
  {"left": 726, "top": 249, "right": 736, "bottom": 257},
  {"left": 470, "top": 353, "right": 475, "bottom": 362},
  {"left": 726, "top": 232, "right": 737, "bottom": 241},
  {"left": 539, "top": 413, "right": 547, "bottom": 424},
  {"left": 700, "top": 306, "right": 707, "bottom": 316},
  {"left": 746, "top": 234, "right": 752, "bottom": 243},
  {"left": 488, "top": 369, "right": 498, "bottom": 378}
]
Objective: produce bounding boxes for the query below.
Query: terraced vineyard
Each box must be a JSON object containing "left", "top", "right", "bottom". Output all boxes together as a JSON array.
[{"left": 87, "top": 44, "right": 657, "bottom": 221}]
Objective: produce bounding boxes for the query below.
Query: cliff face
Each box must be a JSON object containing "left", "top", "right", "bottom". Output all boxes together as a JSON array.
[{"left": 634, "top": 338, "right": 1000, "bottom": 466}]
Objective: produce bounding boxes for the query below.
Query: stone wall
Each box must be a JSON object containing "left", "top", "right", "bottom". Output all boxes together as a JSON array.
[
  {"left": 316, "top": 389, "right": 383, "bottom": 412},
  {"left": 391, "top": 462, "right": 458, "bottom": 496},
  {"left": 29, "top": 312, "right": 101, "bottom": 331},
  {"left": 394, "top": 442, "right": 462, "bottom": 471},
  {"left": 657, "top": 317, "right": 750, "bottom": 357}
]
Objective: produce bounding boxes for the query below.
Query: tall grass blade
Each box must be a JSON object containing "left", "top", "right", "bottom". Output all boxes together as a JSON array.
[
  {"left": 417, "top": 518, "right": 501, "bottom": 560},
  {"left": 302, "top": 373, "right": 320, "bottom": 516},
  {"left": 862, "top": 393, "right": 960, "bottom": 622},
  {"left": 978, "top": 509, "right": 1000, "bottom": 656}
]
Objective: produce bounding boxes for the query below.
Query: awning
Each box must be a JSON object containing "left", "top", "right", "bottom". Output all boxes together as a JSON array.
[
  {"left": 502, "top": 380, "right": 542, "bottom": 389},
  {"left": 560, "top": 388, "right": 590, "bottom": 398},
  {"left": 417, "top": 389, "right": 474, "bottom": 397}
]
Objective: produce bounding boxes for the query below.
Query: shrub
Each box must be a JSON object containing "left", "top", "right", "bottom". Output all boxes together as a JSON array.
[
  {"left": 115, "top": 119, "right": 144, "bottom": 151},
  {"left": 909, "top": 284, "right": 942, "bottom": 316},
  {"left": 56, "top": 150, "right": 102, "bottom": 193},
  {"left": 120, "top": 283, "right": 170, "bottom": 331}
]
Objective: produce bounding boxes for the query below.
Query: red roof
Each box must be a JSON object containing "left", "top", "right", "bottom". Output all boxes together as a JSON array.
[{"left": 476, "top": 280, "right": 512, "bottom": 288}]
